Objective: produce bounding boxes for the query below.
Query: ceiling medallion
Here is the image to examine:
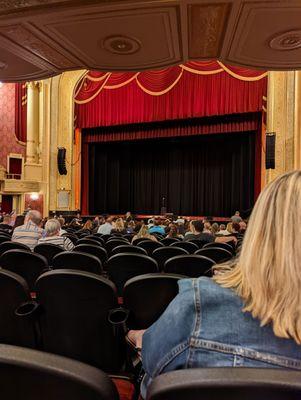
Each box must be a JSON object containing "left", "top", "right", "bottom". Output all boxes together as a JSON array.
[
  {"left": 269, "top": 30, "right": 301, "bottom": 51},
  {"left": 0, "top": 61, "right": 7, "bottom": 70},
  {"left": 101, "top": 35, "right": 141, "bottom": 55}
]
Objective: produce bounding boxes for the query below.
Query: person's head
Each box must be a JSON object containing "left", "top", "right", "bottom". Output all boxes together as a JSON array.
[
  {"left": 26, "top": 210, "right": 42, "bottom": 226},
  {"left": 2, "top": 215, "right": 10, "bottom": 224},
  {"left": 137, "top": 224, "right": 149, "bottom": 238},
  {"left": 214, "top": 171, "right": 301, "bottom": 344},
  {"left": 226, "top": 222, "right": 233, "bottom": 233},
  {"left": 219, "top": 224, "right": 226, "bottom": 231},
  {"left": 83, "top": 219, "right": 93, "bottom": 230},
  {"left": 203, "top": 221, "right": 211, "bottom": 231},
  {"left": 114, "top": 218, "right": 125, "bottom": 232},
  {"left": 126, "top": 211, "right": 131, "bottom": 218},
  {"left": 106, "top": 216, "right": 113, "bottom": 224},
  {"left": 235, "top": 211, "right": 240, "bottom": 216},
  {"left": 239, "top": 221, "right": 247, "bottom": 231},
  {"left": 189, "top": 220, "right": 204, "bottom": 234},
  {"left": 44, "top": 219, "right": 61, "bottom": 237},
  {"left": 153, "top": 219, "right": 161, "bottom": 226},
  {"left": 211, "top": 222, "right": 219, "bottom": 235},
  {"left": 167, "top": 223, "right": 178, "bottom": 237},
  {"left": 232, "top": 222, "right": 240, "bottom": 233},
  {"left": 57, "top": 217, "right": 65, "bottom": 228},
  {"left": 76, "top": 212, "right": 81, "bottom": 219}
]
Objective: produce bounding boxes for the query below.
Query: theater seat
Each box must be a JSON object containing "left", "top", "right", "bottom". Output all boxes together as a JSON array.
[
  {"left": 170, "top": 241, "right": 199, "bottom": 254},
  {"left": 203, "top": 241, "right": 234, "bottom": 253},
  {"left": 77, "top": 238, "right": 103, "bottom": 247},
  {"left": 107, "top": 253, "right": 158, "bottom": 295},
  {"left": 35, "top": 270, "right": 125, "bottom": 373},
  {"left": 74, "top": 244, "right": 108, "bottom": 266},
  {"left": 111, "top": 245, "right": 147, "bottom": 256},
  {"left": 106, "top": 239, "right": 130, "bottom": 254},
  {"left": 160, "top": 237, "right": 181, "bottom": 246},
  {"left": 164, "top": 255, "right": 215, "bottom": 277},
  {"left": 146, "top": 368, "right": 301, "bottom": 400},
  {"left": 0, "top": 344, "right": 119, "bottom": 400},
  {"left": 137, "top": 240, "right": 164, "bottom": 256},
  {"left": 152, "top": 247, "right": 189, "bottom": 271},
  {"left": 195, "top": 247, "right": 233, "bottom": 263},
  {"left": 34, "top": 243, "right": 65, "bottom": 265},
  {"left": 52, "top": 251, "right": 102, "bottom": 274},
  {"left": 123, "top": 273, "right": 186, "bottom": 329},
  {"left": 0, "top": 241, "right": 31, "bottom": 255},
  {"left": 0, "top": 250, "right": 48, "bottom": 291},
  {"left": 0, "top": 270, "right": 36, "bottom": 348}
]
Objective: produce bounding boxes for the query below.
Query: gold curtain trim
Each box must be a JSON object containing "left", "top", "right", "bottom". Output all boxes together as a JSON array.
[
  {"left": 217, "top": 61, "right": 268, "bottom": 81},
  {"left": 14, "top": 133, "right": 26, "bottom": 146},
  {"left": 86, "top": 72, "right": 111, "bottom": 82},
  {"left": 181, "top": 64, "right": 224, "bottom": 75},
  {"left": 135, "top": 69, "right": 183, "bottom": 96},
  {"left": 74, "top": 73, "right": 112, "bottom": 104},
  {"left": 262, "top": 105, "right": 267, "bottom": 113},
  {"left": 104, "top": 73, "right": 139, "bottom": 89}
]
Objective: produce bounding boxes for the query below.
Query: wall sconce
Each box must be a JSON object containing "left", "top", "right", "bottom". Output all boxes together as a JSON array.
[{"left": 30, "top": 193, "right": 39, "bottom": 201}]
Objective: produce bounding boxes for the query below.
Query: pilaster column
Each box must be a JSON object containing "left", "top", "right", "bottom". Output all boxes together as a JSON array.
[
  {"left": 26, "top": 81, "right": 40, "bottom": 164},
  {"left": 266, "top": 71, "right": 295, "bottom": 185}
]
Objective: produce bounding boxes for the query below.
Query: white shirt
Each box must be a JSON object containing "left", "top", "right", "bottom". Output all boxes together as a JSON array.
[{"left": 97, "top": 222, "right": 112, "bottom": 235}]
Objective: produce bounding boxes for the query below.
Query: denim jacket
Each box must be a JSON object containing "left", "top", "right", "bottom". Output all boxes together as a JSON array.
[{"left": 141, "top": 277, "right": 301, "bottom": 398}]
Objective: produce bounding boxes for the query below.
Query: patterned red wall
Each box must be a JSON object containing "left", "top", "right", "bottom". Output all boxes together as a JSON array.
[
  {"left": 24, "top": 193, "right": 43, "bottom": 215},
  {"left": 0, "top": 83, "right": 25, "bottom": 170}
]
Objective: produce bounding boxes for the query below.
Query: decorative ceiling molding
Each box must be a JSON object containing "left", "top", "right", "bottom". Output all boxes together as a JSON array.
[{"left": 0, "top": 0, "right": 299, "bottom": 82}]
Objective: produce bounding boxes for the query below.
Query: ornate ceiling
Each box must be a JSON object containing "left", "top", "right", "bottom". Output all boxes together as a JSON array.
[{"left": 0, "top": 0, "right": 300, "bottom": 81}]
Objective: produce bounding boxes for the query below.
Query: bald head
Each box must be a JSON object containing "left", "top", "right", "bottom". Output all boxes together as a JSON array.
[{"left": 26, "top": 210, "right": 42, "bottom": 226}]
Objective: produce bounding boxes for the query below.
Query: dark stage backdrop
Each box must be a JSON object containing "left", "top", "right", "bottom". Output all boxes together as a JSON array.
[{"left": 88, "top": 132, "right": 255, "bottom": 216}]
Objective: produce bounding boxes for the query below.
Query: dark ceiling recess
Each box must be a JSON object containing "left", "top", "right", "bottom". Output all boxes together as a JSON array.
[{"left": 0, "top": 0, "right": 300, "bottom": 82}]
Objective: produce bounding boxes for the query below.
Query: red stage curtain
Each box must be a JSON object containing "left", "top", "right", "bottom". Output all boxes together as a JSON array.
[
  {"left": 75, "top": 61, "right": 267, "bottom": 129},
  {"left": 15, "top": 83, "right": 27, "bottom": 143}
]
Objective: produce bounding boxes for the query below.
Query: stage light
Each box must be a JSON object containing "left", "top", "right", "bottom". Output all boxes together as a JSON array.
[{"left": 30, "top": 193, "right": 39, "bottom": 200}]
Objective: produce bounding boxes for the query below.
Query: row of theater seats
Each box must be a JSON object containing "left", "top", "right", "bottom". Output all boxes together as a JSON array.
[
  {"left": 0, "top": 343, "right": 300, "bottom": 400},
  {"left": 0, "top": 232, "right": 236, "bottom": 293},
  {"left": 1, "top": 267, "right": 185, "bottom": 372}
]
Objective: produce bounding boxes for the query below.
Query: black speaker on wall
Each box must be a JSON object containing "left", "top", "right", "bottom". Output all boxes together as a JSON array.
[
  {"left": 57, "top": 147, "right": 67, "bottom": 175},
  {"left": 265, "top": 132, "right": 276, "bottom": 170}
]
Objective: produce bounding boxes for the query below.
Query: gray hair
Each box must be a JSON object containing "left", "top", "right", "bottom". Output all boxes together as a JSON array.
[
  {"left": 45, "top": 219, "right": 60, "bottom": 236},
  {"left": 27, "top": 210, "right": 42, "bottom": 226}
]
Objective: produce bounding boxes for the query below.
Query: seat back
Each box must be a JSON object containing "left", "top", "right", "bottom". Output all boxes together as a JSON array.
[
  {"left": 0, "top": 250, "right": 48, "bottom": 291},
  {"left": 164, "top": 255, "right": 215, "bottom": 277},
  {"left": 0, "top": 236, "right": 13, "bottom": 244},
  {"left": 62, "top": 233, "right": 78, "bottom": 245},
  {"left": 123, "top": 273, "right": 186, "bottom": 329},
  {"left": 152, "top": 246, "right": 189, "bottom": 271},
  {"left": 107, "top": 253, "right": 158, "bottom": 295},
  {"left": 0, "top": 241, "right": 31, "bottom": 255},
  {"left": 0, "top": 270, "right": 36, "bottom": 348},
  {"left": 111, "top": 245, "right": 147, "bottom": 256},
  {"left": 195, "top": 247, "right": 233, "bottom": 263},
  {"left": 36, "top": 270, "right": 123, "bottom": 372},
  {"left": 170, "top": 241, "right": 199, "bottom": 254},
  {"left": 74, "top": 244, "right": 108, "bottom": 265},
  {"left": 132, "top": 237, "right": 153, "bottom": 246},
  {"left": 160, "top": 237, "right": 181, "bottom": 246},
  {"left": 52, "top": 251, "right": 102, "bottom": 274},
  {"left": 147, "top": 368, "right": 301, "bottom": 400},
  {"left": 203, "top": 241, "right": 234, "bottom": 253},
  {"left": 85, "top": 235, "right": 105, "bottom": 245},
  {"left": 77, "top": 238, "right": 102, "bottom": 247},
  {"left": 34, "top": 243, "right": 65, "bottom": 264},
  {"left": 137, "top": 240, "right": 164, "bottom": 256},
  {"left": 0, "top": 344, "right": 119, "bottom": 400},
  {"left": 105, "top": 239, "right": 130, "bottom": 254}
]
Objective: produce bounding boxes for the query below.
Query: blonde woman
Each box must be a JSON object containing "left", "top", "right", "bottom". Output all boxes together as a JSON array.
[
  {"left": 129, "top": 171, "right": 301, "bottom": 397},
  {"left": 131, "top": 224, "right": 157, "bottom": 243},
  {"left": 111, "top": 218, "right": 127, "bottom": 235}
]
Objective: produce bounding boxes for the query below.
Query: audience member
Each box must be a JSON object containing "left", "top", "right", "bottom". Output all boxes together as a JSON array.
[
  {"left": 166, "top": 223, "right": 183, "bottom": 239},
  {"left": 0, "top": 215, "right": 12, "bottom": 233},
  {"left": 210, "top": 222, "right": 219, "bottom": 236},
  {"left": 83, "top": 219, "right": 93, "bottom": 231},
  {"left": 203, "top": 221, "right": 212, "bottom": 234},
  {"left": 57, "top": 217, "right": 67, "bottom": 235},
  {"left": 218, "top": 223, "right": 229, "bottom": 235},
  {"left": 231, "top": 210, "right": 242, "bottom": 223},
  {"left": 38, "top": 219, "right": 74, "bottom": 250},
  {"left": 111, "top": 218, "right": 127, "bottom": 234},
  {"left": 132, "top": 224, "right": 158, "bottom": 243},
  {"left": 129, "top": 171, "right": 301, "bottom": 397},
  {"left": 97, "top": 216, "right": 113, "bottom": 235},
  {"left": 184, "top": 220, "right": 214, "bottom": 243},
  {"left": 12, "top": 210, "right": 44, "bottom": 251},
  {"left": 148, "top": 219, "right": 165, "bottom": 235}
]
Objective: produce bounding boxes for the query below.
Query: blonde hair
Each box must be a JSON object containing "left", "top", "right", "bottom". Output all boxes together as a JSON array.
[
  {"left": 136, "top": 224, "right": 149, "bottom": 238},
  {"left": 114, "top": 218, "right": 125, "bottom": 232},
  {"left": 214, "top": 170, "right": 301, "bottom": 344}
]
